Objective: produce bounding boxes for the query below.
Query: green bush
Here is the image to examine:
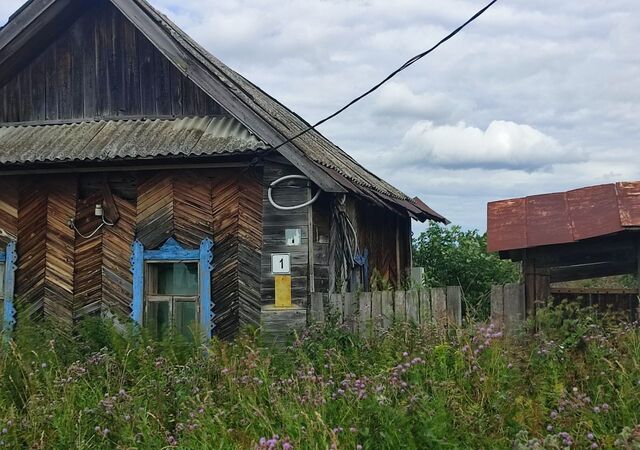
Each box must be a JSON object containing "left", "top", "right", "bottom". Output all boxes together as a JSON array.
[
  {"left": 0, "top": 309, "right": 638, "bottom": 449},
  {"left": 412, "top": 222, "right": 520, "bottom": 319}
]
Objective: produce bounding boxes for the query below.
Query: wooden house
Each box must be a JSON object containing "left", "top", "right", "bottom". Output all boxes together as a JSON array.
[{"left": 0, "top": 0, "right": 446, "bottom": 339}]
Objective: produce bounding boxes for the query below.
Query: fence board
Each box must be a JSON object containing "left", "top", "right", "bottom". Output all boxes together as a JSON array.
[
  {"left": 359, "top": 292, "right": 372, "bottom": 336},
  {"left": 431, "top": 287, "right": 447, "bottom": 322},
  {"left": 490, "top": 285, "right": 504, "bottom": 326},
  {"left": 329, "top": 293, "right": 343, "bottom": 323},
  {"left": 503, "top": 283, "right": 525, "bottom": 333},
  {"left": 419, "top": 290, "right": 431, "bottom": 323},
  {"left": 447, "top": 286, "right": 462, "bottom": 326},
  {"left": 343, "top": 292, "right": 357, "bottom": 332},
  {"left": 309, "top": 293, "right": 325, "bottom": 324},
  {"left": 406, "top": 290, "right": 419, "bottom": 324},
  {"left": 381, "top": 291, "right": 393, "bottom": 330},
  {"left": 395, "top": 291, "right": 406, "bottom": 322},
  {"left": 371, "top": 291, "right": 382, "bottom": 329}
]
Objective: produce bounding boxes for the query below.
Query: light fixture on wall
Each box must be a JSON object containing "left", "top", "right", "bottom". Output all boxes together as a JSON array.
[{"left": 68, "top": 203, "right": 115, "bottom": 239}]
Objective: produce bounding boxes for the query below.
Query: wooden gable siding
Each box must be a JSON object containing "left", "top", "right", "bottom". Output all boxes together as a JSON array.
[
  {"left": 0, "top": 0, "right": 224, "bottom": 124},
  {"left": 260, "top": 161, "right": 310, "bottom": 307}
]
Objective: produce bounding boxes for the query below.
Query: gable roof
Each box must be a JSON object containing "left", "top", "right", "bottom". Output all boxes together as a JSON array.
[{"left": 0, "top": 0, "right": 446, "bottom": 223}]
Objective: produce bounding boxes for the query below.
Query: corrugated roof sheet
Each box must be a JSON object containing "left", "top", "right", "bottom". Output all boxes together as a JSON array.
[
  {"left": 0, "top": 116, "right": 265, "bottom": 164},
  {"left": 487, "top": 181, "right": 640, "bottom": 253}
]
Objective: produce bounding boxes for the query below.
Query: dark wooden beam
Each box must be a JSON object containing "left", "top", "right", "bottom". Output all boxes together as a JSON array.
[{"left": 550, "top": 260, "right": 637, "bottom": 283}]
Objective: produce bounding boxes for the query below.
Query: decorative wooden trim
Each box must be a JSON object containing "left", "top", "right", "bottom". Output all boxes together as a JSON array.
[
  {"left": 143, "top": 237, "right": 199, "bottom": 261},
  {"left": 2, "top": 241, "right": 17, "bottom": 331},
  {"left": 130, "top": 237, "right": 214, "bottom": 336},
  {"left": 199, "top": 238, "right": 214, "bottom": 338},
  {"left": 130, "top": 240, "right": 144, "bottom": 324}
]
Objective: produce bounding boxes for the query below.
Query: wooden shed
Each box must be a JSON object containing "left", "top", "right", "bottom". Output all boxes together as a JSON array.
[
  {"left": 0, "top": 0, "right": 446, "bottom": 339},
  {"left": 488, "top": 182, "right": 640, "bottom": 319}
]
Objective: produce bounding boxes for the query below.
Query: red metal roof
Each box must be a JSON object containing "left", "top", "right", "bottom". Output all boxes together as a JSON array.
[{"left": 487, "top": 181, "right": 640, "bottom": 253}]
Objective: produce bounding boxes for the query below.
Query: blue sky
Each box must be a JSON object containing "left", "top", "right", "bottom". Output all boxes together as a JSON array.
[{"left": 2, "top": 0, "right": 639, "bottom": 232}]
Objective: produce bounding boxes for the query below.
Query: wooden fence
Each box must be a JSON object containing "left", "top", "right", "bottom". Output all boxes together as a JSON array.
[
  {"left": 309, "top": 286, "right": 463, "bottom": 334},
  {"left": 491, "top": 283, "right": 640, "bottom": 332}
]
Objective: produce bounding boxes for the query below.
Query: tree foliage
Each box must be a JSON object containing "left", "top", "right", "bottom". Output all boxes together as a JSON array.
[{"left": 412, "top": 222, "right": 519, "bottom": 318}]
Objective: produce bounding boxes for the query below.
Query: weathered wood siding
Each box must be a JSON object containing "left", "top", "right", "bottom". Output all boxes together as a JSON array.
[
  {"left": 212, "top": 170, "right": 263, "bottom": 339},
  {"left": 0, "top": 0, "right": 224, "bottom": 123},
  {"left": 2, "top": 168, "right": 262, "bottom": 337},
  {"left": 0, "top": 177, "right": 18, "bottom": 248},
  {"left": 261, "top": 161, "right": 310, "bottom": 307}
]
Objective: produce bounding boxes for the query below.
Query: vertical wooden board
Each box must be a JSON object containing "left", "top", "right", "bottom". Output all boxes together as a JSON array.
[
  {"left": 371, "top": 291, "right": 382, "bottom": 329},
  {"left": 359, "top": 292, "right": 372, "bottom": 336},
  {"left": 56, "top": 32, "right": 73, "bottom": 119},
  {"left": 381, "top": 291, "right": 393, "bottom": 329},
  {"left": 394, "top": 291, "right": 406, "bottom": 323},
  {"left": 137, "top": 30, "right": 157, "bottom": 115},
  {"left": 121, "top": 16, "right": 141, "bottom": 116},
  {"left": 446, "top": 286, "right": 462, "bottom": 326},
  {"left": 504, "top": 283, "right": 526, "bottom": 334},
  {"left": 329, "top": 293, "right": 343, "bottom": 323},
  {"left": 343, "top": 292, "right": 356, "bottom": 331},
  {"left": 406, "top": 290, "right": 419, "bottom": 324},
  {"left": 419, "top": 289, "right": 431, "bottom": 324},
  {"left": 69, "top": 20, "right": 85, "bottom": 118},
  {"left": 154, "top": 49, "right": 173, "bottom": 115},
  {"left": 29, "top": 53, "right": 47, "bottom": 121},
  {"left": 81, "top": 12, "right": 97, "bottom": 119},
  {"left": 490, "top": 285, "right": 504, "bottom": 327},
  {"left": 109, "top": 5, "right": 124, "bottom": 116},
  {"left": 309, "top": 292, "right": 325, "bottom": 324},
  {"left": 431, "top": 287, "right": 447, "bottom": 324},
  {"left": 18, "top": 66, "right": 31, "bottom": 122},
  {"left": 94, "top": 0, "right": 111, "bottom": 116}
]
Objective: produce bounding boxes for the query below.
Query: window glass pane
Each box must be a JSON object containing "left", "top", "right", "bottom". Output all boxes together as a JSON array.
[
  {"left": 152, "top": 263, "right": 198, "bottom": 296},
  {"left": 146, "top": 301, "right": 171, "bottom": 340},
  {"left": 0, "top": 263, "right": 4, "bottom": 299},
  {"left": 175, "top": 301, "right": 198, "bottom": 341}
]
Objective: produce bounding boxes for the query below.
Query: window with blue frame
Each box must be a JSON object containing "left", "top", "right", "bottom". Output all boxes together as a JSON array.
[
  {"left": 131, "top": 238, "right": 213, "bottom": 340},
  {"left": 0, "top": 241, "right": 17, "bottom": 333}
]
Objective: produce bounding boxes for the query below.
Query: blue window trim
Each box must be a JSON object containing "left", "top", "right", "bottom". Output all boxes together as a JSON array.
[
  {"left": 1, "top": 241, "right": 17, "bottom": 332},
  {"left": 130, "top": 238, "right": 214, "bottom": 338}
]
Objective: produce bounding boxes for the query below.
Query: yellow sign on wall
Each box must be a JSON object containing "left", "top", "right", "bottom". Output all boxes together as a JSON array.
[{"left": 275, "top": 275, "right": 292, "bottom": 308}]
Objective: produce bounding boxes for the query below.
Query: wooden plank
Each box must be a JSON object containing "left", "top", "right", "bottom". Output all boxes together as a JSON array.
[
  {"left": 503, "top": 283, "right": 526, "bottom": 334},
  {"left": 431, "top": 287, "right": 447, "bottom": 324},
  {"left": 419, "top": 289, "right": 431, "bottom": 324},
  {"left": 381, "top": 291, "right": 393, "bottom": 329},
  {"left": 371, "top": 291, "right": 382, "bottom": 329},
  {"left": 490, "top": 285, "right": 504, "bottom": 327},
  {"left": 359, "top": 292, "right": 372, "bottom": 336},
  {"left": 406, "top": 290, "right": 419, "bottom": 324},
  {"left": 446, "top": 285, "right": 462, "bottom": 326},
  {"left": 343, "top": 292, "right": 356, "bottom": 332},
  {"left": 309, "top": 292, "right": 325, "bottom": 325},
  {"left": 394, "top": 290, "right": 406, "bottom": 322},
  {"left": 329, "top": 293, "right": 343, "bottom": 323}
]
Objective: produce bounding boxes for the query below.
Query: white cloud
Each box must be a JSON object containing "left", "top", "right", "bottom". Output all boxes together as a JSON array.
[{"left": 397, "top": 120, "right": 584, "bottom": 170}]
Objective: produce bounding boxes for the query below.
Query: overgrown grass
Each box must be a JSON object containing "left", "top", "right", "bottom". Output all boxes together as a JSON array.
[{"left": 0, "top": 304, "right": 639, "bottom": 449}]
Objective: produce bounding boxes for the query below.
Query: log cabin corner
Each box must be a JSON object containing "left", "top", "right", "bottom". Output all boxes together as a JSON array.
[{"left": 0, "top": 0, "right": 447, "bottom": 340}]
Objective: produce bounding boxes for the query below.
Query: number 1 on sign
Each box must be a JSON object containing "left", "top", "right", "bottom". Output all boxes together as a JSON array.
[{"left": 272, "top": 253, "right": 291, "bottom": 274}]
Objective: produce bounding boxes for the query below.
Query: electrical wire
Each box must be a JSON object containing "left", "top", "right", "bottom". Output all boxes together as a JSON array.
[{"left": 257, "top": 0, "right": 499, "bottom": 158}]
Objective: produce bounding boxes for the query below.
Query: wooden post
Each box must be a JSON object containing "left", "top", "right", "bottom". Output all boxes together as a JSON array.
[
  {"left": 343, "top": 292, "right": 357, "bottom": 332},
  {"left": 329, "top": 293, "right": 343, "bottom": 323},
  {"left": 523, "top": 256, "right": 550, "bottom": 320},
  {"left": 446, "top": 286, "right": 462, "bottom": 326},
  {"left": 504, "top": 283, "right": 526, "bottom": 334},
  {"left": 309, "top": 292, "right": 325, "bottom": 324}
]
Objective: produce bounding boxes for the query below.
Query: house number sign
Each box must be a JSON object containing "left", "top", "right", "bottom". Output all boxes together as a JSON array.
[{"left": 271, "top": 253, "right": 291, "bottom": 275}]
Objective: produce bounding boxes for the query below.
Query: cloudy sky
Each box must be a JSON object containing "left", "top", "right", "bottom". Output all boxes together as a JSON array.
[{"left": 2, "top": 0, "right": 639, "bottom": 232}]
